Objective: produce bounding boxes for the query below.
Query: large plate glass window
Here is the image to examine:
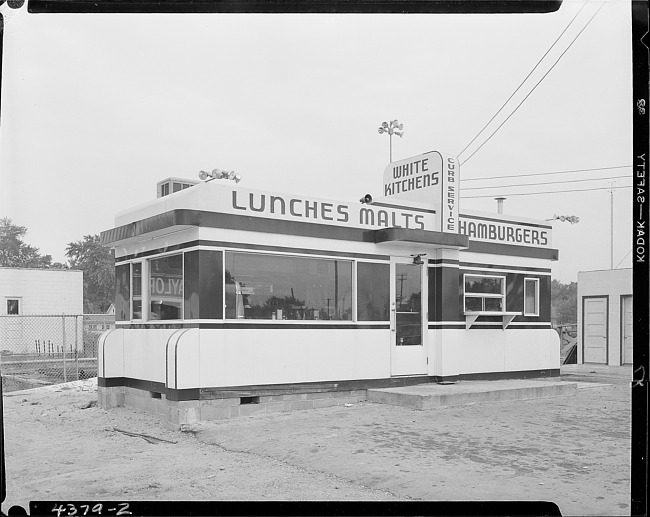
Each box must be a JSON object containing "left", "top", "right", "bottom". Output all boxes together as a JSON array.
[
  {"left": 464, "top": 274, "right": 505, "bottom": 312},
  {"left": 225, "top": 252, "right": 352, "bottom": 320},
  {"left": 149, "top": 254, "right": 183, "bottom": 320},
  {"left": 357, "top": 262, "right": 389, "bottom": 321},
  {"left": 524, "top": 277, "right": 539, "bottom": 316}
]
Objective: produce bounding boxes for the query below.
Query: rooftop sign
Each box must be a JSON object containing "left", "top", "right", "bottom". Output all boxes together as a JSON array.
[{"left": 383, "top": 151, "right": 459, "bottom": 233}]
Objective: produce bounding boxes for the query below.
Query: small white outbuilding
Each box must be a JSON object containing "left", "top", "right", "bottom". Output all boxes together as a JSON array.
[{"left": 577, "top": 268, "right": 633, "bottom": 365}]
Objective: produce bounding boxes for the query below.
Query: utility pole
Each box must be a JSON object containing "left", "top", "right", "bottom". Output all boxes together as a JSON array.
[{"left": 610, "top": 181, "right": 615, "bottom": 269}]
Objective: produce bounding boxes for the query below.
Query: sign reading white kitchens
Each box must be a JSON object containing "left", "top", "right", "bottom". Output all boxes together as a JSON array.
[{"left": 382, "top": 151, "right": 459, "bottom": 233}]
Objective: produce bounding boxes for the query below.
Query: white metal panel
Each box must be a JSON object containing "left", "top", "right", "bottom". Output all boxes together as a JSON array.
[
  {"left": 122, "top": 328, "right": 174, "bottom": 384},
  {"left": 429, "top": 328, "right": 559, "bottom": 377},
  {"left": 98, "top": 328, "right": 124, "bottom": 378},
  {"left": 196, "top": 328, "right": 390, "bottom": 388},
  {"left": 583, "top": 297, "right": 608, "bottom": 364},
  {"left": 622, "top": 295, "right": 633, "bottom": 365}
]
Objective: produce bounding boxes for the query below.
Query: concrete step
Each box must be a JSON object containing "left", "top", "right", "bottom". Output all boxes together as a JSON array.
[{"left": 367, "top": 379, "right": 579, "bottom": 410}]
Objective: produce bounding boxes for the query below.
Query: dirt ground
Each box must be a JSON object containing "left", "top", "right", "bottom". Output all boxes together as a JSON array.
[{"left": 1, "top": 365, "right": 632, "bottom": 516}]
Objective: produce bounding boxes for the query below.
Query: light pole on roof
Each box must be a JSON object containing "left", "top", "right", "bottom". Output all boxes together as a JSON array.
[{"left": 378, "top": 119, "right": 404, "bottom": 163}]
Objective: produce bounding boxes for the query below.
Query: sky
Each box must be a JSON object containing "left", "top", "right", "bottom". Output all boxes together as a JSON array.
[{"left": 0, "top": 0, "right": 633, "bottom": 283}]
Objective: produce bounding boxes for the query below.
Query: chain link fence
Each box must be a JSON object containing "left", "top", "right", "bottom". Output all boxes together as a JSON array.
[
  {"left": 555, "top": 323, "right": 578, "bottom": 364},
  {"left": 0, "top": 314, "right": 114, "bottom": 392}
]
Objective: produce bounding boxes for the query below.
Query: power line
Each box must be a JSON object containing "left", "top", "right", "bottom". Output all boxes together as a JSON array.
[
  {"left": 459, "top": 1, "right": 607, "bottom": 167},
  {"left": 462, "top": 165, "right": 631, "bottom": 182},
  {"left": 462, "top": 174, "right": 631, "bottom": 191},
  {"left": 457, "top": 1, "right": 589, "bottom": 159},
  {"left": 460, "top": 184, "right": 632, "bottom": 199},
  {"left": 614, "top": 249, "right": 633, "bottom": 269}
]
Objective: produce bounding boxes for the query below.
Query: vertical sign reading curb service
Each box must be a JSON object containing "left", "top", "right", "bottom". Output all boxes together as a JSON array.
[{"left": 382, "top": 150, "right": 459, "bottom": 233}]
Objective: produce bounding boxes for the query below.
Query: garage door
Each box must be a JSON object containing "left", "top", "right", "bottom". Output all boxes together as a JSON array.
[
  {"left": 622, "top": 295, "right": 633, "bottom": 365},
  {"left": 583, "top": 297, "right": 608, "bottom": 364}
]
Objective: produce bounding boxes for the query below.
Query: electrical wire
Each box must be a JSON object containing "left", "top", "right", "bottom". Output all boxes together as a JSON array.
[
  {"left": 614, "top": 249, "right": 633, "bottom": 269},
  {"left": 462, "top": 174, "right": 631, "bottom": 191},
  {"left": 457, "top": 1, "right": 589, "bottom": 159},
  {"left": 459, "top": 1, "right": 607, "bottom": 167},
  {"left": 460, "top": 184, "right": 632, "bottom": 199},
  {"left": 462, "top": 165, "right": 631, "bottom": 182}
]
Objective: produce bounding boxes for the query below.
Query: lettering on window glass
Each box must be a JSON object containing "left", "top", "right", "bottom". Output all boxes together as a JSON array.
[{"left": 149, "top": 254, "right": 183, "bottom": 320}]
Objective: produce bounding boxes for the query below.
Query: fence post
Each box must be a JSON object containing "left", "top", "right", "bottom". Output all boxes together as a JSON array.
[
  {"left": 62, "top": 314, "right": 67, "bottom": 383},
  {"left": 75, "top": 315, "right": 79, "bottom": 380}
]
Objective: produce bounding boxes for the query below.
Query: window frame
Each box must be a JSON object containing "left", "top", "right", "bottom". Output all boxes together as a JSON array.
[
  {"left": 6, "top": 297, "right": 21, "bottom": 315},
  {"left": 223, "top": 249, "right": 354, "bottom": 323},
  {"left": 131, "top": 261, "right": 143, "bottom": 321},
  {"left": 463, "top": 273, "right": 506, "bottom": 313},
  {"left": 523, "top": 277, "right": 540, "bottom": 316}
]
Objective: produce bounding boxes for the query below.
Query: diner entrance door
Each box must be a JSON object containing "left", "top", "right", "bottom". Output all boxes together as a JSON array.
[{"left": 390, "top": 257, "right": 428, "bottom": 376}]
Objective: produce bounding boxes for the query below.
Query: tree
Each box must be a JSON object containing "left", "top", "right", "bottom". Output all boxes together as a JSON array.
[
  {"left": 551, "top": 279, "right": 577, "bottom": 325},
  {"left": 0, "top": 217, "right": 57, "bottom": 268},
  {"left": 66, "top": 235, "right": 115, "bottom": 313}
]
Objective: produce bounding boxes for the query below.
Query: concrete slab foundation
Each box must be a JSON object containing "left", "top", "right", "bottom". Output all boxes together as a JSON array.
[
  {"left": 98, "top": 385, "right": 367, "bottom": 425},
  {"left": 366, "top": 379, "right": 579, "bottom": 409}
]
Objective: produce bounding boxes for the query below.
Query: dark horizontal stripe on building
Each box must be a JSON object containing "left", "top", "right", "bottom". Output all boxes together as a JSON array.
[
  {"left": 98, "top": 367, "right": 560, "bottom": 403},
  {"left": 465, "top": 240, "right": 559, "bottom": 261},
  {"left": 428, "top": 324, "right": 552, "bottom": 329},
  {"left": 459, "top": 213, "right": 553, "bottom": 230},
  {"left": 459, "top": 261, "right": 551, "bottom": 273},
  {"left": 427, "top": 258, "right": 460, "bottom": 266},
  {"left": 115, "top": 322, "right": 549, "bottom": 330},
  {"left": 439, "top": 368, "right": 560, "bottom": 383},
  {"left": 465, "top": 324, "right": 552, "bottom": 330},
  {"left": 103, "top": 209, "right": 556, "bottom": 260},
  {"left": 371, "top": 201, "right": 435, "bottom": 214},
  {"left": 115, "top": 239, "right": 390, "bottom": 263},
  {"left": 116, "top": 323, "right": 391, "bottom": 330}
]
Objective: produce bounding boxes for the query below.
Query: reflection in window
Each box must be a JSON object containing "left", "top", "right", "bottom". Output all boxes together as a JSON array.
[
  {"left": 524, "top": 278, "right": 539, "bottom": 316},
  {"left": 115, "top": 263, "right": 130, "bottom": 321},
  {"left": 357, "top": 263, "right": 389, "bottom": 321},
  {"left": 464, "top": 274, "right": 505, "bottom": 312},
  {"left": 225, "top": 252, "right": 352, "bottom": 320},
  {"left": 132, "top": 262, "right": 142, "bottom": 319},
  {"left": 149, "top": 254, "right": 183, "bottom": 320}
]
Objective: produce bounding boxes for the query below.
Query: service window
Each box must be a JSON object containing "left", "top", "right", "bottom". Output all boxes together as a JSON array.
[
  {"left": 6, "top": 298, "right": 20, "bottom": 315},
  {"left": 464, "top": 274, "right": 505, "bottom": 312},
  {"left": 225, "top": 252, "right": 352, "bottom": 321},
  {"left": 524, "top": 278, "right": 540, "bottom": 316},
  {"left": 149, "top": 254, "right": 184, "bottom": 320}
]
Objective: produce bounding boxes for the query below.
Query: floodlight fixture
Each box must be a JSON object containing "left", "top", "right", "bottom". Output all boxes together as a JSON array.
[{"left": 377, "top": 119, "right": 404, "bottom": 163}]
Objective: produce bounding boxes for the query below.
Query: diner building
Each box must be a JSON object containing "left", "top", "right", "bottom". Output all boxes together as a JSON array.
[{"left": 98, "top": 151, "right": 560, "bottom": 423}]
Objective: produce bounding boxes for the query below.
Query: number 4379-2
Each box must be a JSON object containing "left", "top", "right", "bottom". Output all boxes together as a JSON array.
[{"left": 51, "top": 503, "right": 131, "bottom": 516}]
